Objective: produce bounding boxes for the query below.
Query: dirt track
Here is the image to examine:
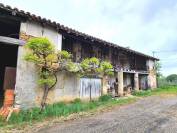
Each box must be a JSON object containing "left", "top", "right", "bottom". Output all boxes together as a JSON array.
[{"left": 37, "top": 96, "right": 177, "bottom": 133}]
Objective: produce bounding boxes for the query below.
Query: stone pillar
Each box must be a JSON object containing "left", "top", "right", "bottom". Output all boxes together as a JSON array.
[
  {"left": 146, "top": 59, "right": 157, "bottom": 89},
  {"left": 102, "top": 76, "right": 108, "bottom": 95},
  {"left": 148, "top": 71, "right": 157, "bottom": 89},
  {"left": 134, "top": 73, "right": 139, "bottom": 91},
  {"left": 117, "top": 71, "right": 123, "bottom": 96}
]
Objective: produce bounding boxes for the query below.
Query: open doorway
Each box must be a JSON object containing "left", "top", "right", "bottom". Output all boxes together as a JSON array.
[
  {"left": 139, "top": 74, "right": 148, "bottom": 90},
  {"left": 0, "top": 43, "right": 18, "bottom": 107},
  {"left": 123, "top": 73, "right": 134, "bottom": 94},
  {"left": 0, "top": 13, "right": 20, "bottom": 39}
]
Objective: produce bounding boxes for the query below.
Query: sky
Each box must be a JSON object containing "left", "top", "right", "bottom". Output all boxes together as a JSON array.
[{"left": 0, "top": 0, "right": 177, "bottom": 76}]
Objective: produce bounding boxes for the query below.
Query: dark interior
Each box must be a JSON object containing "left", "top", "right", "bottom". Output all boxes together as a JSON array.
[
  {"left": 0, "top": 43, "right": 18, "bottom": 106},
  {"left": 139, "top": 74, "right": 148, "bottom": 90},
  {"left": 0, "top": 16, "right": 20, "bottom": 39},
  {"left": 135, "top": 55, "right": 147, "bottom": 71}
]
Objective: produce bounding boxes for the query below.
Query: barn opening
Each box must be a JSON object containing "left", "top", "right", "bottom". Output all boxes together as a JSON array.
[
  {"left": 123, "top": 73, "right": 134, "bottom": 94},
  {"left": 0, "top": 43, "right": 18, "bottom": 107},
  {"left": 0, "top": 11, "right": 22, "bottom": 106},
  {"left": 139, "top": 74, "right": 148, "bottom": 90},
  {"left": 0, "top": 11, "right": 21, "bottom": 39}
]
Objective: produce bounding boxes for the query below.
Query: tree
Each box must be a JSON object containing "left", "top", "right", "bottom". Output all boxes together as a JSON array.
[
  {"left": 24, "top": 38, "right": 75, "bottom": 111},
  {"left": 80, "top": 57, "right": 114, "bottom": 101},
  {"left": 155, "top": 61, "right": 162, "bottom": 78},
  {"left": 24, "top": 38, "right": 114, "bottom": 108},
  {"left": 80, "top": 57, "right": 114, "bottom": 77},
  {"left": 166, "top": 74, "right": 177, "bottom": 82}
]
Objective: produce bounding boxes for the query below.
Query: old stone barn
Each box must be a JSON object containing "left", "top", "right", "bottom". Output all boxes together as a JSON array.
[{"left": 0, "top": 3, "right": 158, "bottom": 109}]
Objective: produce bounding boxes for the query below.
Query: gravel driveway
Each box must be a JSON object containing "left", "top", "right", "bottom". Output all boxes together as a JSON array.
[{"left": 37, "top": 96, "right": 177, "bottom": 133}]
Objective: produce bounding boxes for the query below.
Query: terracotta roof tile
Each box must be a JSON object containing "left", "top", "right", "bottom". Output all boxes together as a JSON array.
[{"left": 0, "top": 3, "right": 159, "bottom": 60}]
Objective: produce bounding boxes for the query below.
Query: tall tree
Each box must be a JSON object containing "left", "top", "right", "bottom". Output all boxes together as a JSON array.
[
  {"left": 155, "top": 61, "right": 162, "bottom": 78},
  {"left": 24, "top": 38, "right": 77, "bottom": 111},
  {"left": 166, "top": 74, "right": 177, "bottom": 82}
]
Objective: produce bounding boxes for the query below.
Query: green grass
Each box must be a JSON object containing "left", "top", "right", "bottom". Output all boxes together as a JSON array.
[
  {"left": 132, "top": 85, "right": 177, "bottom": 97},
  {"left": 0, "top": 95, "right": 136, "bottom": 127},
  {"left": 1, "top": 86, "right": 176, "bottom": 128}
]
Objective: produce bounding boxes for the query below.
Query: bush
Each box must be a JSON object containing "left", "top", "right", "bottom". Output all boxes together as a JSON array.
[
  {"left": 72, "top": 98, "right": 81, "bottom": 103},
  {"left": 132, "top": 90, "right": 152, "bottom": 97},
  {"left": 99, "top": 95, "right": 112, "bottom": 102}
]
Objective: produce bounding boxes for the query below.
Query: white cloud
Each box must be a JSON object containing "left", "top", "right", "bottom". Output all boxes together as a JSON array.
[{"left": 1, "top": 0, "right": 177, "bottom": 76}]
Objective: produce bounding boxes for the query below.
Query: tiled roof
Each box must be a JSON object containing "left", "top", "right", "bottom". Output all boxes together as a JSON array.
[{"left": 0, "top": 3, "right": 158, "bottom": 60}]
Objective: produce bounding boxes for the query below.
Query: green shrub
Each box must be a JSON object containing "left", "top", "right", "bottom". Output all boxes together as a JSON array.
[
  {"left": 132, "top": 90, "right": 152, "bottom": 97},
  {"left": 99, "top": 95, "right": 112, "bottom": 102},
  {"left": 72, "top": 98, "right": 81, "bottom": 103},
  {"left": 132, "top": 86, "right": 177, "bottom": 97},
  {"left": 4, "top": 86, "right": 177, "bottom": 126},
  {"left": 1, "top": 95, "right": 137, "bottom": 126}
]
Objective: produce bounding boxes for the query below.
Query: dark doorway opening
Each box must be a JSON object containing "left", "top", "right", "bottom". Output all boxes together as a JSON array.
[
  {"left": 0, "top": 43, "right": 18, "bottom": 107},
  {"left": 0, "top": 15, "right": 20, "bottom": 39},
  {"left": 139, "top": 74, "right": 148, "bottom": 90},
  {"left": 123, "top": 73, "right": 134, "bottom": 95}
]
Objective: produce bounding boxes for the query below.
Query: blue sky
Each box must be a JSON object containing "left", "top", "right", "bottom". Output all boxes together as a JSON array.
[{"left": 1, "top": 0, "right": 177, "bottom": 76}]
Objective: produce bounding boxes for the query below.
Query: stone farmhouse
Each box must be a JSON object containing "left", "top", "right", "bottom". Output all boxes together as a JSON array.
[{"left": 0, "top": 3, "right": 158, "bottom": 109}]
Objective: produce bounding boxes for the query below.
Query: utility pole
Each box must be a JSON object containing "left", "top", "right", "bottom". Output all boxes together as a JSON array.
[
  {"left": 152, "top": 51, "right": 159, "bottom": 88},
  {"left": 152, "top": 51, "right": 156, "bottom": 57}
]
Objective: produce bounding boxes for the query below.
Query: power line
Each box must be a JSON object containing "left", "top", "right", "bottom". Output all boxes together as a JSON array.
[
  {"left": 152, "top": 50, "right": 177, "bottom": 53},
  {"left": 160, "top": 60, "right": 177, "bottom": 62},
  {"left": 152, "top": 50, "right": 177, "bottom": 60},
  {"left": 160, "top": 57, "right": 177, "bottom": 60}
]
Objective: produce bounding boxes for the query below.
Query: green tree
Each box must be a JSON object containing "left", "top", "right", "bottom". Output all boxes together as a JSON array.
[
  {"left": 166, "top": 74, "right": 177, "bottom": 82},
  {"left": 155, "top": 61, "right": 162, "bottom": 78},
  {"left": 24, "top": 38, "right": 114, "bottom": 108},
  {"left": 24, "top": 38, "right": 75, "bottom": 111},
  {"left": 80, "top": 57, "right": 114, "bottom": 77},
  {"left": 80, "top": 57, "right": 114, "bottom": 101}
]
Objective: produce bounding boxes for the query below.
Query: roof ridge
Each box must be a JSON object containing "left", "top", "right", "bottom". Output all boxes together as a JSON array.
[{"left": 0, "top": 3, "right": 158, "bottom": 60}]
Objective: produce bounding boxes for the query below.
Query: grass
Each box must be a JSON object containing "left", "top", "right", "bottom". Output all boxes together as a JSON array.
[
  {"left": 1, "top": 86, "right": 176, "bottom": 129},
  {"left": 0, "top": 95, "right": 136, "bottom": 128},
  {"left": 132, "top": 85, "right": 177, "bottom": 97}
]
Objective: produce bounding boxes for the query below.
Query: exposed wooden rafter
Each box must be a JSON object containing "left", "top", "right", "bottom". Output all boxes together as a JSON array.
[{"left": 0, "top": 36, "right": 25, "bottom": 45}]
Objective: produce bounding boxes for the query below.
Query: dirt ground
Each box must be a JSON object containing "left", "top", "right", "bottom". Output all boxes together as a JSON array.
[{"left": 36, "top": 96, "right": 177, "bottom": 133}]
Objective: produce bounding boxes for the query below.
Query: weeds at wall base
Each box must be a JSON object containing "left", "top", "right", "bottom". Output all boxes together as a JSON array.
[
  {"left": 0, "top": 95, "right": 134, "bottom": 127},
  {"left": 1, "top": 86, "right": 177, "bottom": 128}
]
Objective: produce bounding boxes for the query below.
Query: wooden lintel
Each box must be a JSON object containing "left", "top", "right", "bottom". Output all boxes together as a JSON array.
[{"left": 0, "top": 36, "right": 26, "bottom": 46}]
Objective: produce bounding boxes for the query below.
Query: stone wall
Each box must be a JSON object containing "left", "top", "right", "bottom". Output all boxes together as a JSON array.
[
  {"left": 146, "top": 59, "right": 157, "bottom": 89},
  {"left": 20, "top": 21, "right": 62, "bottom": 50},
  {"left": 14, "top": 21, "right": 80, "bottom": 109},
  {"left": 14, "top": 20, "right": 158, "bottom": 109},
  {"left": 15, "top": 46, "right": 38, "bottom": 109},
  {"left": 14, "top": 46, "right": 81, "bottom": 109}
]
